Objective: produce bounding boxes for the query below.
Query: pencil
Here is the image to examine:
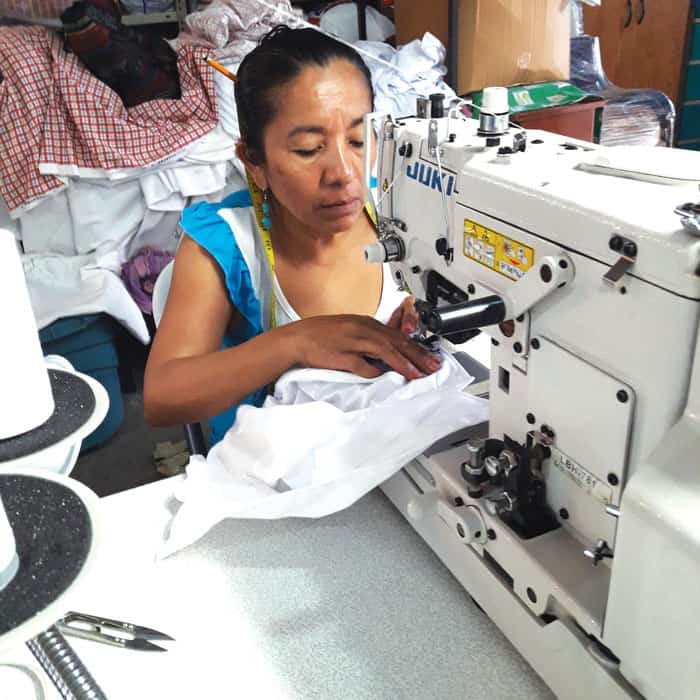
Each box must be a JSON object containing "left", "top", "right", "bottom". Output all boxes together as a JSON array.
[{"left": 205, "top": 57, "right": 237, "bottom": 83}]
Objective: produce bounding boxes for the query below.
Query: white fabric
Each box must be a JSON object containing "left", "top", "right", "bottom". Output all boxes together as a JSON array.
[
  {"left": 0, "top": 200, "right": 20, "bottom": 245},
  {"left": 70, "top": 179, "right": 147, "bottom": 255},
  {"left": 123, "top": 209, "right": 183, "bottom": 260},
  {"left": 140, "top": 162, "right": 230, "bottom": 211},
  {"left": 216, "top": 205, "right": 272, "bottom": 329},
  {"left": 320, "top": 4, "right": 395, "bottom": 43},
  {"left": 178, "top": 126, "right": 237, "bottom": 165},
  {"left": 161, "top": 352, "right": 488, "bottom": 557},
  {"left": 22, "top": 254, "right": 150, "bottom": 343},
  {"left": 356, "top": 33, "right": 456, "bottom": 119},
  {"left": 211, "top": 60, "right": 247, "bottom": 178},
  {"left": 18, "top": 190, "right": 75, "bottom": 256},
  {"left": 213, "top": 61, "right": 240, "bottom": 141}
]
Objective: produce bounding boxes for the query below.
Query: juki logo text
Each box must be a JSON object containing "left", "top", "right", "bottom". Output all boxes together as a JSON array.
[{"left": 406, "top": 161, "right": 455, "bottom": 196}]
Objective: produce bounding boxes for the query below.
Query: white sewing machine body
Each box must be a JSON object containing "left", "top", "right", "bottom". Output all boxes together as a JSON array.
[{"left": 369, "top": 105, "right": 700, "bottom": 700}]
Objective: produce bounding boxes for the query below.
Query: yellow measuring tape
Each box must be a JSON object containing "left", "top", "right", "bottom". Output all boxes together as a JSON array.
[{"left": 247, "top": 173, "right": 277, "bottom": 330}]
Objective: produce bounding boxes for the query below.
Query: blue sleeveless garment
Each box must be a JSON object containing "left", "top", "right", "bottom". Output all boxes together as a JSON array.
[{"left": 179, "top": 189, "right": 267, "bottom": 446}]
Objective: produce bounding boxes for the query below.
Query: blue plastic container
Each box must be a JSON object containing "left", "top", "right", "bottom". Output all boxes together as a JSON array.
[{"left": 39, "top": 314, "right": 124, "bottom": 451}]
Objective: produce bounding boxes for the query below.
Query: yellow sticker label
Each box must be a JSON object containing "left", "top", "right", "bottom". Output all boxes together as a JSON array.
[{"left": 463, "top": 218, "right": 534, "bottom": 281}]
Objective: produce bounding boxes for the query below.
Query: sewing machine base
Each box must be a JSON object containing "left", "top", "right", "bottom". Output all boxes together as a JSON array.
[{"left": 381, "top": 464, "right": 642, "bottom": 700}]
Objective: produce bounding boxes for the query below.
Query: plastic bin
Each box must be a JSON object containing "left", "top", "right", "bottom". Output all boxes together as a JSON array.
[{"left": 39, "top": 314, "right": 124, "bottom": 451}]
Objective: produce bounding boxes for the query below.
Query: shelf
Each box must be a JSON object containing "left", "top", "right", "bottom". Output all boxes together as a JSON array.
[{"left": 120, "top": 0, "right": 189, "bottom": 29}]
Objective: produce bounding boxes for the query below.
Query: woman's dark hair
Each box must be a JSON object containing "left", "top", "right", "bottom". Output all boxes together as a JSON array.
[{"left": 235, "top": 26, "right": 374, "bottom": 161}]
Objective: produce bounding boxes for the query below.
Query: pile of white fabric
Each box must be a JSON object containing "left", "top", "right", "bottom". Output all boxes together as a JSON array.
[
  {"left": 5, "top": 130, "right": 244, "bottom": 343},
  {"left": 160, "top": 352, "right": 488, "bottom": 557},
  {"left": 357, "top": 33, "right": 456, "bottom": 119}
]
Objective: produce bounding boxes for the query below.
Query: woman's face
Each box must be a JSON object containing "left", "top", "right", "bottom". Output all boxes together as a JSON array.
[{"left": 249, "top": 59, "right": 373, "bottom": 235}]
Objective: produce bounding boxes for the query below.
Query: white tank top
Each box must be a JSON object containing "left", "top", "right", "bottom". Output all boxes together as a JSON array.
[{"left": 272, "top": 263, "right": 409, "bottom": 327}]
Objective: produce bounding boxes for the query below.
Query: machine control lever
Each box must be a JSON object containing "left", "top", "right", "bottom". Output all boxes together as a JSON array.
[
  {"left": 406, "top": 492, "right": 487, "bottom": 545},
  {"left": 485, "top": 491, "right": 517, "bottom": 517},
  {"left": 603, "top": 257, "right": 635, "bottom": 288},
  {"left": 437, "top": 499, "right": 487, "bottom": 545},
  {"left": 584, "top": 539, "right": 614, "bottom": 565},
  {"left": 675, "top": 201, "right": 700, "bottom": 236}
]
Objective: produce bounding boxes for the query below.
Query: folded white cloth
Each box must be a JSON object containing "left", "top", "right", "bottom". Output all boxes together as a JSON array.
[
  {"left": 160, "top": 352, "right": 488, "bottom": 557},
  {"left": 22, "top": 254, "right": 150, "bottom": 343}
]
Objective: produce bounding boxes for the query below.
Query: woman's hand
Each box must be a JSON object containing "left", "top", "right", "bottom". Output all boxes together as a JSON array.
[
  {"left": 283, "top": 314, "right": 441, "bottom": 380},
  {"left": 387, "top": 296, "right": 420, "bottom": 336}
]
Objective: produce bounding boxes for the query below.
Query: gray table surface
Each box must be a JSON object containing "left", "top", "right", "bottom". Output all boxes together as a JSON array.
[{"left": 3, "top": 477, "right": 554, "bottom": 699}]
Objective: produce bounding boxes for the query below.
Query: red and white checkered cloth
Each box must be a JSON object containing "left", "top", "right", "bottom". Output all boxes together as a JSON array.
[
  {"left": 0, "top": 26, "right": 218, "bottom": 216},
  {"left": 0, "top": 1, "right": 74, "bottom": 19}
]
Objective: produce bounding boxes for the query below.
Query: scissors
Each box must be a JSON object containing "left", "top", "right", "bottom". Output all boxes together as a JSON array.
[{"left": 57, "top": 612, "right": 174, "bottom": 652}]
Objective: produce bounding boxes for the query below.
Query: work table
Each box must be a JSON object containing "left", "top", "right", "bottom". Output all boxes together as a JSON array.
[{"left": 2, "top": 477, "right": 553, "bottom": 699}]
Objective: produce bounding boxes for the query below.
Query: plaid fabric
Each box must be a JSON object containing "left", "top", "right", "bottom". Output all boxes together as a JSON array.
[
  {"left": 0, "top": 1, "right": 75, "bottom": 19},
  {"left": 0, "top": 26, "right": 218, "bottom": 215}
]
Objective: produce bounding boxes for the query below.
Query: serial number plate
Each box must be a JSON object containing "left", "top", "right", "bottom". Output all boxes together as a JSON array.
[{"left": 550, "top": 447, "right": 613, "bottom": 505}]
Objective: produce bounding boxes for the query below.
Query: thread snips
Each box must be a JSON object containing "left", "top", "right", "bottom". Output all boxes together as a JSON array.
[{"left": 57, "top": 611, "right": 174, "bottom": 652}]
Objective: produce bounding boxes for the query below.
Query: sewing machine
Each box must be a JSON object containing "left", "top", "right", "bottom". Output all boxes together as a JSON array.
[{"left": 364, "top": 90, "right": 700, "bottom": 700}]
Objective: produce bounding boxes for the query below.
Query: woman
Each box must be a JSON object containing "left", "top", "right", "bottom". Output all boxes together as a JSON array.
[{"left": 144, "top": 26, "right": 440, "bottom": 446}]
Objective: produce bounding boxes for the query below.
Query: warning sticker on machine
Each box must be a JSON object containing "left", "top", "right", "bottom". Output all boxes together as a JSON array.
[
  {"left": 463, "top": 219, "right": 534, "bottom": 281},
  {"left": 549, "top": 447, "right": 613, "bottom": 505}
]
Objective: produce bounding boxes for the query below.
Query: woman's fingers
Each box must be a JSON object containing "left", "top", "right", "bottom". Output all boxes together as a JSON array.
[
  {"left": 357, "top": 324, "right": 440, "bottom": 380},
  {"left": 391, "top": 335, "right": 441, "bottom": 377},
  {"left": 400, "top": 298, "right": 420, "bottom": 335},
  {"left": 344, "top": 355, "right": 384, "bottom": 379},
  {"left": 293, "top": 315, "right": 441, "bottom": 381},
  {"left": 387, "top": 297, "right": 419, "bottom": 335}
]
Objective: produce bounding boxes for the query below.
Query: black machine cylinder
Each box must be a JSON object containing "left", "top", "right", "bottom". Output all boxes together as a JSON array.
[
  {"left": 417, "top": 295, "right": 507, "bottom": 336},
  {"left": 429, "top": 93, "right": 445, "bottom": 119}
]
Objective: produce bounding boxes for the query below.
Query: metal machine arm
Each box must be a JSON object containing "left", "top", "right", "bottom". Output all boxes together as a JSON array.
[{"left": 415, "top": 253, "right": 574, "bottom": 336}]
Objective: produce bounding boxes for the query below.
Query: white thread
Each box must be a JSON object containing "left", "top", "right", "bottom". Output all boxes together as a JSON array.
[
  {"left": 434, "top": 145, "right": 452, "bottom": 248},
  {"left": 0, "top": 663, "right": 46, "bottom": 700},
  {"left": 376, "top": 150, "right": 406, "bottom": 209}
]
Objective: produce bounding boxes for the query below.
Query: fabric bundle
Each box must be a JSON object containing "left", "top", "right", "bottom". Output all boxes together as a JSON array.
[
  {"left": 175, "top": 0, "right": 302, "bottom": 62},
  {"left": 160, "top": 353, "right": 489, "bottom": 557},
  {"left": 61, "top": 0, "right": 181, "bottom": 108},
  {"left": 356, "top": 33, "right": 456, "bottom": 119}
]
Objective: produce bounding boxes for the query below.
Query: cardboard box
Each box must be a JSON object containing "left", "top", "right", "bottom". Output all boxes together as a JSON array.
[{"left": 394, "top": 0, "right": 570, "bottom": 96}]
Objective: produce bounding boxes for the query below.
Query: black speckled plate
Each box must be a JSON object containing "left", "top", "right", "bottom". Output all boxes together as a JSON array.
[
  {"left": 0, "top": 369, "right": 96, "bottom": 463},
  {"left": 0, "top": 474, "right": 91, "bottom": 635}
]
